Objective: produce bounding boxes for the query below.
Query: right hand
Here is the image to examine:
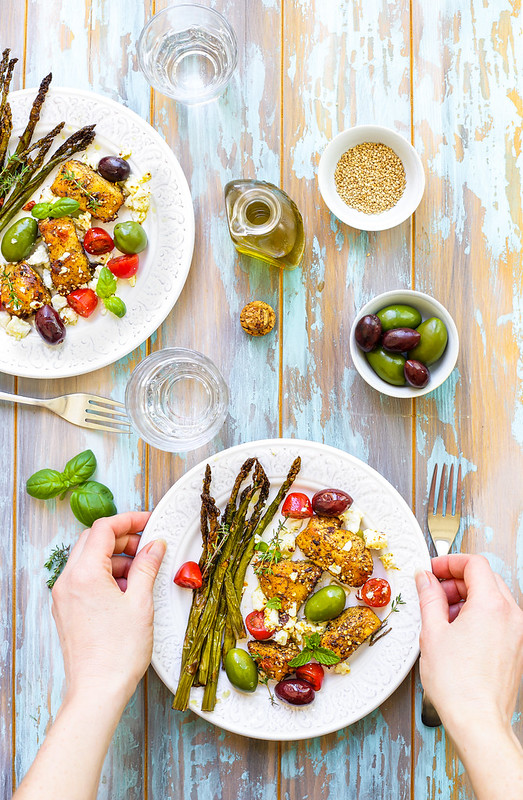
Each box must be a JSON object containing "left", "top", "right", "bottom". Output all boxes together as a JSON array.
[{"left": 415, "top": 554, "right": 523, "bottom": 731}]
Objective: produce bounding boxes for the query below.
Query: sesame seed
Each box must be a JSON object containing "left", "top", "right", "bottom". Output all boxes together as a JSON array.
[{"left": 334, "top": 142, "right": 406, "bottom": 214}]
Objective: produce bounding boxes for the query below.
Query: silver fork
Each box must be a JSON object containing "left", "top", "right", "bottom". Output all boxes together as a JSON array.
[
  {"left": 421, "top": 463, "right": 462, "bottom": 727},
  {"left": 0, "top": 390, "right": 131, "bottom": 433}
]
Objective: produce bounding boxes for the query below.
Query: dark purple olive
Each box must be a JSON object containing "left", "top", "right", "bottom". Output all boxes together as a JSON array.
[
  {"left": 312, "top": 488, "right": 353, "bottom": 517},
  {"left": 97, "top": 156, "right": 130, "bottom": 183},
  {"left": 275, "top": 678, "right": 315, "bottom": 706},
  {"left": 382, "top": 327, "right": 421, "bottom": 353},
  {"left": 355, "top": 314, "right": 382, "bottom": 352},
  {"left": 35, "top": 304, "right": 66, "bottom": 345},
  {"left": 404, "top": 359, "right": 430, "bottom": 388}
]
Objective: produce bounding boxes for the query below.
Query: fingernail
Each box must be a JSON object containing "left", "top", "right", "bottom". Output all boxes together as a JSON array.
[
  {"left": 414, "top": 568, "right": 430, "bottom": 589},
  {"left": 146, "top": 538, "right": 167, "bottom": 557}
]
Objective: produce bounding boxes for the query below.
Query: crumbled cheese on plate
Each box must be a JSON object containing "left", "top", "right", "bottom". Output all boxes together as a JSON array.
[
  {"left": 363, "top": 529, "right": 388, "bottom": 550},
  {"left": 6, "top": 316, "right": 31, "bottom": 339},
  {"left": 379, "top": 552, "right": 399, "bottom": 570},
  {"left": 340, "top": 506, "right": 363, "bottom": 533}
]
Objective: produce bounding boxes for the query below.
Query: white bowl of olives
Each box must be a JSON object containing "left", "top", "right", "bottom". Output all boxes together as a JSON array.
[{"left": 350, "top": 289, "right": 459, "bottom": 398}]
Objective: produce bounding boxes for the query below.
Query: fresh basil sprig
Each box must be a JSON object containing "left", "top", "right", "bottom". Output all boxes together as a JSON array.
[
  {"left": 26, "top": 450, "right": 117, "bottom": 528},
  {"left": 31, "top": 197, "right": 80, "bottom": 219},
  {"left": 265, "top": 596, "right": 282, "bottom": 610},
  {"left": 70, "top": 480, "right": 117, "bottom": 527},
  {"left": 26, "top": 468, "right": 68, "bottom": 499},
  {"left": 288, "top": 633, "right": 340, "bottom": 668},
  {"left": 95, "top": 266, "right": 126, "bottom": 318}
]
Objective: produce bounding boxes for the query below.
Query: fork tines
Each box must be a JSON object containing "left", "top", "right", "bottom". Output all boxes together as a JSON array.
[
  {"left": 85, "top": 398, "right": 131, "bottom": 433},
  {"left": 428, "top": 462, "right": 462, "bottom": 517}
]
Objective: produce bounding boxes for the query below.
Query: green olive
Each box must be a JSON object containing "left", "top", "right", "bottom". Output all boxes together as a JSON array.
[
  {"left": 305, "top": 584, "right": 346, "bottom": 622},
  {"left": 409, "top": 317, "right": 448, "bottom": 365},
  {"left": 1, "top": 217, "right": 38, "bottom": 262},
  {"left": 377, "top": 304, "right": 422, "bottom": 332},
  {"left": 224, "top": 648, "right": 258, "bottom": 693},
  {"left": 366, "top": 348, "right": 406, "bottom": 386},
  {"left": 113, "top": 221, "right": 148, "bottom": 254}
]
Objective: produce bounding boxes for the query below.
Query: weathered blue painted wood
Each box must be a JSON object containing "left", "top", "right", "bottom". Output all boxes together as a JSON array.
[
  {"left": 145, "top": 0, "right": 282, "bottom": 797},
  {"left": 413, "top": 1, "right": 523, "bottom": 797},
  {"left": 281, "top": 1, "right": 415, "bottom": 797}
]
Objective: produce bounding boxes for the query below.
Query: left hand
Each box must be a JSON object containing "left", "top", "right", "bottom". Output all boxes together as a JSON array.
[{"left": 51, "top": 511, "right": 166, "bottom": 703}]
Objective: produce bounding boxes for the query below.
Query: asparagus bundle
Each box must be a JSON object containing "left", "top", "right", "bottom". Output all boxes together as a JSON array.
[
  {"left": 172, "top": 455, "right": 301, "bottom": 713},
  {"left": 0, "top": 50, "right": 97, "bottom": 232}
]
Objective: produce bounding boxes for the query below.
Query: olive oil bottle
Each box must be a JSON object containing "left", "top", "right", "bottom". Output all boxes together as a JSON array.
[{"left": 224, "top": 179, "right": 305, "bottom": 270}]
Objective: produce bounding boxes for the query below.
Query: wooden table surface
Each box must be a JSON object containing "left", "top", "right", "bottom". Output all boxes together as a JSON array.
[{"left": 2, "top": 1, "right": 522, "bottom": 798}]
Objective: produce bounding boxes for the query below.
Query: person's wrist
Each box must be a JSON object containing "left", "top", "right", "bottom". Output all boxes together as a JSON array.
[
  {"left": 65, "top": 674, "right": 138, "bottom": 715},
  {"left": 442, "top": 704, "right": 513, "bottom": 750}
]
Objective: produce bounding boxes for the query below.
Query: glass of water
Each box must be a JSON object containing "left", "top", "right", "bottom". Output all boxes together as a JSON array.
[
  {"left": 137, "top": 4, "right": 238, "bottom": 105},
  {"left": 125, "top": 348, "right": 229, "bottom": 452}
]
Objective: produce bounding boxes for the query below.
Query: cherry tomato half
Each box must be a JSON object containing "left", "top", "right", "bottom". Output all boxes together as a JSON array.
[
  {"left": 295, "top": 662, "right": 324, "bottom": 690},
  {"left": 66, "top": 288, "right": 98, "bottom": 318},
  {"left": 245, "top": 610, "right": 275, "bottom": 641},
  {"left": 107, "top": 253, "right": 139, "bottom": 279},
  {"left": 173, "top": 561, "right": 202, "bottom": 589},
  {"left": 83, "top": 227, "right": 114, "bottom": 255},
  {"left": 281, "top": 492, "right": 313, "bottom": 519},
  {"left": 360, "top": 578, "right": 391, "bottom": 608}
]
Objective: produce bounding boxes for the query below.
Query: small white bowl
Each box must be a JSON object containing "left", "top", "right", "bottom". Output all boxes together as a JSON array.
[
  {"left": 350, "top": 290, "right": 459, "bottom": 398},
  {"left": 318, "top": 125, "right": 425, "bottom": 231}
]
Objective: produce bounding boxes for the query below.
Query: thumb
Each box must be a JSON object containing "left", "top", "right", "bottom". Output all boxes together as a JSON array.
[
  {"left": 415, "top": 569, "right": 449, "bottom": 633},
  {"left": 127, "top": 539, "right": 167, "bottom": 598}
]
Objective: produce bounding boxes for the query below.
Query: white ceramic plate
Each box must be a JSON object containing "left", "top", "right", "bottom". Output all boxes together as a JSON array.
[
  {"left": 141, "top": 438, "right": 430, "bottom": 741},
  {"left": 0, "top": 87, "right": 194, "bottom": 379}
]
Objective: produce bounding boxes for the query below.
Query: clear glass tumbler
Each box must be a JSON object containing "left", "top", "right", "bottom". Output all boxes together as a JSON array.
[
  {"left": 125, "top": 348, "right": 229, "bottom": 452},
  {"left": 137, "top": 4, "right": 238, "bottom": 105}
]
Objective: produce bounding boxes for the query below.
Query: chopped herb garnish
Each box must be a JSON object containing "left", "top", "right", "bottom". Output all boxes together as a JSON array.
[
  {"left": 62, "top": 167, "right": 101, "bottom": 211},
  {"left": 44, "top": 543, "right": 70, "bottom": 589},
  {"left": 1, "top": 269, "right": 20, "bottom": 308},
  {"left": 254, "top": 519, "right": 286, "bottom": 576}
]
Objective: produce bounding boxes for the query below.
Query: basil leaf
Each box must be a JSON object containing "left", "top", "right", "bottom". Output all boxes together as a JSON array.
[
  {"left": 69, "top": 480, "right": 117, "bottom": 527},
  {"left": 312, "top": 648, "right": 340, "bottom": 666},
  {"left": 96, "top": 266, "right": 117, "bottom": 299},
  {"left": 62, "top": 449, "right": 97, "bottom": 487},
  {"left": 31, "top": 202, "right": 53, "bottom": 219},
  {"left": 288, "top": 650, "right": 313, "bottom": 669},
  {"left": 26, "top": 468, "right": 67, "bottom": 499},
  {"left": 49, "top": 197, "right": 80, "bottom": 218},
  {"left": 265, "top": 596, "right": 282, "bottom": 610},
  {"left": 103, "top": 295, "right": 126, "bottom": 318}
]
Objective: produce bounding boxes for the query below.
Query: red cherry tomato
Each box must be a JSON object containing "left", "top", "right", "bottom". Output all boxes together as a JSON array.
[
  {"left": 281, "top": 492, "right": 313, "bottom": 519},
  {"left": 245, "top": 610, "right": 275, "bottom": 641},
  {"left": 83, "top": 227, "right": 114, "bottom": 255},
  {"left": 295, "top": 662, "right": 324, "bottom": 690},
  {"left": 107, "top": 253, "right": 139, "bottom": 279},
  {"left": 173, "top": 561, "right": 202, "bottom": 589},
  {"left": 360, "top": 578, "right": 391, "bottom": 607},
  {"left": 66, "top": 288, "right": 98, "bottom": 318}
]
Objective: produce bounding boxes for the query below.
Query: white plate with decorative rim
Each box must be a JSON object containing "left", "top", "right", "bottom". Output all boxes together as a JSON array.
[
  {"left": 141, "top": 438, "right": 430, "bottom": 741},
  {"left": 0, "top": 87, "right": 194, "bottom": 379}
]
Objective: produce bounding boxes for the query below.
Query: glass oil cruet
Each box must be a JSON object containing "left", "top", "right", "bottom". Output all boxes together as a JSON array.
[{"left": 224, "top": 179, "right": 305, "bottom": 270}]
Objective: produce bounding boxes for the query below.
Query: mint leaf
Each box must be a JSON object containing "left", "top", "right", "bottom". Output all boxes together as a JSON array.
[
  {"left": 312, "top": 647, "right": 340, "bottom": 666},
  {"left": 288, "top": 650, "right": 312, "bottom": 668},
  {"left": 304, "top": 633, "right": 321, "bottom": 649}
]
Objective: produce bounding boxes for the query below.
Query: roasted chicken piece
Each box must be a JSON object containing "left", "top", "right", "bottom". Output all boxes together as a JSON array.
[
  {"left": 259, "top": 559, "right": 323, "bottom": 612},
  {"left": 38, "top": 217, "right": 93, "bottom": 295},
  {"left": 51, "top": 160, "right": 124, "bottom": 222},
  {"left": 296, "top": 515, "right": 373, "bottom": 587},
  {"left": 247, "top": 640, "right": 300, "bottom": 681},
  {"left": 321, "top": 606, "right": 381, "bottom": 660},
  {"left": 0, "top": 261, "right": 51, "bottom": 318}
]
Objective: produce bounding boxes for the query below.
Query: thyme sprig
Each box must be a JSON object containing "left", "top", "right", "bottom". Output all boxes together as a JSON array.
[
  {"left": 44, "top": 543, "right": 70, "bottom": 589},
  {"left": 62, "top": 167, "right": 101, "bottom": 211},
  {"left": 1, "top": 268, "right": 20, "bottom": 308},
  {"left": 253, "top": 519, "right": 286, "bottom": 576},
  {"left": 250, "top": 653, "right": 277, "bottom": 705},
  {"left": 368, "top": 593, "right": 406, "bottom": 646},
  {"left": 203, "top": 523, "right": 230, "bottom": 574}
]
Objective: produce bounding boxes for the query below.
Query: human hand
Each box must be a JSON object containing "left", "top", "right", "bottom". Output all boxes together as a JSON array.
[
  {"left": 51, "top": 511, "right": 166, "bottom": 705},
  {"left": 415, "top": 554, "right": 523, "bottom": 733}
]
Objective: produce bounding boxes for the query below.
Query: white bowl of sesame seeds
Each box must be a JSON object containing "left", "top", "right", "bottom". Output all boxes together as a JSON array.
[{"left": 318, "top": 125, "right": 425, "bottom": 231}]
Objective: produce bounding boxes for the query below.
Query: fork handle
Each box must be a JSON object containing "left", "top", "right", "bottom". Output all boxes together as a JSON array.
[
  {"left": 421, "top": 691, "right": 442, "bottom": 727},
  {"left": 0, "top": 390, "right": 52, "bottom": 408}
]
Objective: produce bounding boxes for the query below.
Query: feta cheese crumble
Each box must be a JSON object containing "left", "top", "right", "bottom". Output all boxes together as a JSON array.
[
  {"left": 363, "top": 529, "right": 388, "bottom": 550},
  {"left": 123, "top": 173, "right": 151, "bottom": 223},
  {"left": 334, "top": 660, "right": 351, "bottom": 675},
  {"left": 379, "top": 552, "right": 399, "bottom": 570},
  {"left": 6, "top": 316, "right": 31, "bottom": 339},
  {"left": 340, "top": 506, "right": 363, "bottom": 533},
  {"left": 251, "top": 586, "right": 267, "bottom": 611}
]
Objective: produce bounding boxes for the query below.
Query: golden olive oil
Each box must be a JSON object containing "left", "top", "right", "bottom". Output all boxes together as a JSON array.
[{"left": 224, "top": 179, "right": 305, "bottom": 270}]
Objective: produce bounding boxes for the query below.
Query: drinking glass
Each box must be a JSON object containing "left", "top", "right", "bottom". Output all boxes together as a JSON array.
[
  {"left": 125, "top": 348, "right": 229, "bottom": 451},
  {"left": 137, "top": 4, "right": 238, "bottom": 105}
]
